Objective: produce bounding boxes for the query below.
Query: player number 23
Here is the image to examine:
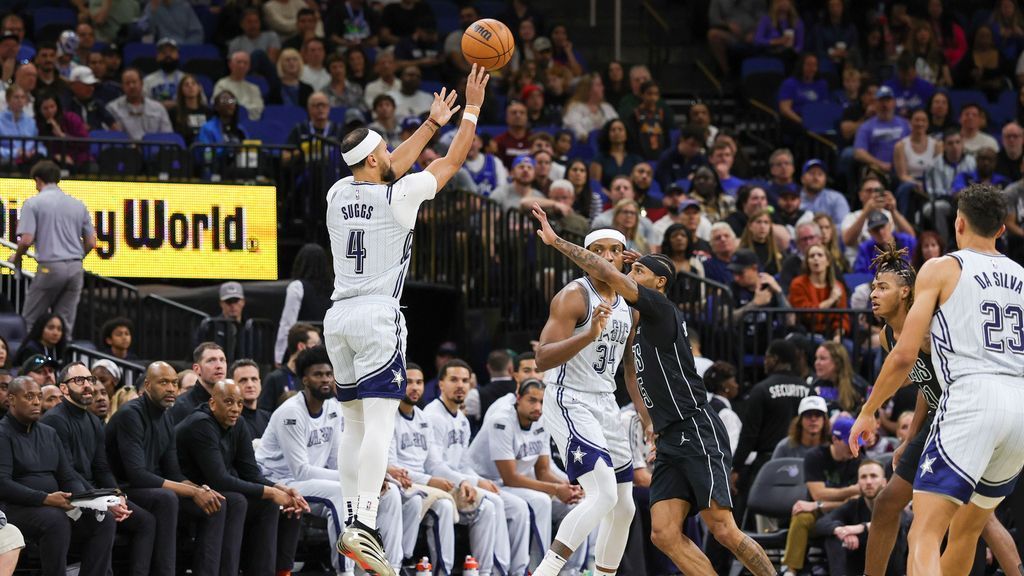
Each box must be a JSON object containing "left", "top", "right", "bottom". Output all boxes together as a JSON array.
[{"left": 980, "top": 301, "right": 1024, "bottom": 354}]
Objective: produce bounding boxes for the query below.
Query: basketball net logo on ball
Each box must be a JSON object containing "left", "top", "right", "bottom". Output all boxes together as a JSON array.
[{"left": 462, "top": 18, "right": 515, "bottom": 71}]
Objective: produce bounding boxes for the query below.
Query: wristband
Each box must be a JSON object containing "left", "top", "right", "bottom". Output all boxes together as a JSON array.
[
  {"left": 427, "top": 118, "right": 441, "bottom": 129},
  {"left": 462, "top": 112, "right": 478, "bottom": 125}
]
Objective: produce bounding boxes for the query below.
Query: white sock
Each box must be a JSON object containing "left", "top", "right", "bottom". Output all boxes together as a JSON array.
[
  {"left": 339, "top": 400, "right": 364, "bottom": 524},
  {"left": 343, "top": 496, "right": 355, "bottom": 525},
  {"left": 356, "top": 491, "right": 380, "bottom": 529},
  {"left": 533, "top": 550, "right": 569, "bottom": 576}
]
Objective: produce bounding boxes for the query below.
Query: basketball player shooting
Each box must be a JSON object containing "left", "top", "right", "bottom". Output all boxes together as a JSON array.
[
  {"left": 324, "top": 64, "right": 489, "bottom": 576},
  {"left": 531, "top": 205, "right": 775, "bottom": 576},
  {"left": 850, "top": 184, "right": 1024, "bottom": 576}
]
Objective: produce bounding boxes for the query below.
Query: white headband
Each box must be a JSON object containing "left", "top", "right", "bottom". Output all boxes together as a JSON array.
[
  {"left": 342, "top": 130, "right": 383, "bottom": 166},
  {"left": 584, "top": 229, "right": 627, "bottom": 249}
]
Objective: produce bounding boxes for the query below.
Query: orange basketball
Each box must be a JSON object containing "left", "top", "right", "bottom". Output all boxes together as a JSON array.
[{"left": 461, "top": 18, "right": 515, "bottom": 71}]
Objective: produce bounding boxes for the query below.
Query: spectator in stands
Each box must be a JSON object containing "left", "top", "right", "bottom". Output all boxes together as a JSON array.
[
  {"left": 490, "top": 155, "right": 544, "bottom": 213},
  {"left": 812, "top": 0, "right": 858, "bottom": 71},
  {"left": 42, "top": 361, "right": 157, "bottom": 574},
  {"left": 780, "top": 415, "right": 863, "bottom": 576},
  {"left": 0, "top": 85, "right": 44, "bottom": 166},
  {"left": 98, "top": 317, "right": 135, "bottom": 360},
  {"left": 754, "top": 0, "right": 804, "bottom": 60},
  {"left": 733, "top": 339, "right": 811, "bottom": 493},
  {"left": 13, "top": 315, "right": 68, "bottom": 372},
  {"left": 766, "top": 147, "right": 799, "bottom": 200},
  {"left": 692, "top": 102, "right": 720, "bottom": 151},
  {"left": 196, "top": 90, "right": 250, "bottom": 174},
  {"left": 774, "top": 188, "right": 813, "bottom": 241},
  {"left": 893, "top": 108, "right": 942, "bottom": 214},
  {"left": 998, "top": 121, "right": 1024, "bottom": 182},
  {"left": 344, "top": 47, "right": 371, "bottom": 87},
  {"left": 842, "top": 175, "right": 912, "bottom": 265},
  {"left": 322, "top": 55, "right": 366, "bottom": 113},
  {"left": 924, "top": 127, "right": 974, "bottom": 242},
  {"left": 281, "top": 8, "right": 323, "bottom": 53},
  {"left": 652, "top": 126, "right": 704, "bottom": 190},
  {"left": 922, "top": 0, "right": 966, "bottom": 67},
  {"left": 263, "top": 323, "right": 320, "bottom": 410},
  {"left": 812, "top": 341, "right": 867, "bottom": 415},
  {"left": 363, "top": 50, "right": 397, "bottom": 109},
  {"left": 817, "top": 212, "right": 849, "bottom": 273},
  {"left": 33, "top": 43, "right": 68, "bottom": 99},
  {"left": 992, "top": 0, "right": 1024, "bottom": 59},
  {"left": 725, "top": 184, "right": 770, "bottom": 237},
  {"left": 778, "top": 52, "right": 828, "bottom": 131},
  {"left": 688, "top": 164, "right": 735, "bottom": 223},
  {"left": 213, "top": 52, "right": 264, "bottom": 121},
  {"left": 853, "top": 211, "right": 915, "bottom": 274},
  {"left": 40, "top": 384, "right": 63, "bottom": 412},
  {"left": 853, "top": 86, "right": 910, "bottom": 177},
  {"left": 615, "top": 65, "right": 651, "bottom": 120},
  {"left": 394, "top": 21, "right": 442, "bottom": 82},
  {"left": 388, "top": 65, "right": 432, "bottom": 121},
  {"left": 264, "top": 0, "right": 321, "bottom": 39},
  {"left": 739, "top": 208, "right": 783, "bottom": 275},
  {"left": 926, "top": 90, "right": 953, "bottom": 138},
  {"left": 550, "top": 24, "right": 585, "bottom": 77},
  {"left": 88, "top": 0, "right": 141, "bottom": 43},
  {"left": 560, "top": 158, "right": 598, "bottom": 220},
  {"left": 653, "top": 188, "right": 713, "bottom": 247},
  {"left": 532, "top": 149, "right": 557, "bottom": 194},
  {"left": 951, "top": 146, "right": 1010, "bottom": 196},
  {"left": 661, "top": 223, "right": 706, "bottom": 306},
  {"left": 230, "top": 359, "right": 270, "bottom": 439},
  {"left": 909, "top": 229, "right": 945, "bottom": 270},
  {"left": 296, "top": 38, "right": 328, "bottom": 92},
  {"left": 0, "top": 14, "right": 30, "bottom": 61},
  {"left": 833, "top": 66, "right": 863, "bottom": 110},
  {"left": 228, "top": 8, "right": 282, "bottom": 64},
  {"left": 789, "top": 244, "right": 850, "bottom": 337},
  {"left": 92, "top": 359, "right": 121, "bottom": 398},
  {"left": 705, "top": 222, "right": 739, "bottom": 285},
  {"left": 89, "top": 380, "right": 110, "bottom": 421},
  {"left": 107, "top": 384, "right": 138, "bottom": 418},
  {"left": 624, "top": 80, "right": 672, "bottom": 161},
  {"left": 800, "top": 158, "right": 849, "bottom": 227},
  {"left": 176, "top": 369, "right": 197, "bottom": 392},
  {"left": 728, "top": 248, "right": 791, "bottom": 342},
  {"left": 493, "top": 100, "right": 532, "bottom": 169},
  {"left": 603, "top": 61, "right": 628, "bottom": 109},
  {"left": 268, "top": 48, "right": 312, "bottom": 108},
  {"left": 87, "top": 53, "right": 122, "bottom": 103},
  {"left": 34, "top": 93, "right": 89, "bottom": 167},
  {"left": 816, "top": 459, "right": 906, "bottom": 576},
  {"left": 462, "top": 134, "right": 507, "bottom": 196},
  {"left": 0, "top": 341, "right": 8, "bottom": 370},
  {"left": 779, "top": 220, "right": 821, "bottom": 289},
  {"left": 628, "top": 161, "right": 661, "bottom": 213},
  {"left": 521, "top": 84, "right": 558, "bottom": 128},
  {"left": 272, "top": 244, "right": 332, "bottom": 365},
  {"left": 563, "top": 72, "right": 618, "bottom": 142},
  {"left": 143, "top": 0, "right": 204, "bottom": 45},
  {"left": 610, "top": 199, "right": 651, "bottom": 253},
  {"left": 838, "top": 80, "right": 877, "bottom": 147},
  {"left": 507, "top": 19, "right": 537, "bottom": 75},
  {"left": 173, "top": 74, "right": 211, "bottom": 145},
  {"left": 772, "top": 395, "right": 830, "bottom": 459},
  {"left": 168, "top": 342, "right": 226, "bottom": 424},
  {"left": 954, "top": 25, "right": 1012, "bottom": 100},
  {"left": 380, "top": 0, "right": 435, "bottom": 46},
  {"left": 176, "top": 379, "right": 308, "bottom": 575},
  {"left": 0, "top": 31, "right": 18, "bottom": 86},
  {"left": 106, "top": 68, "right": 173, "bottom": 140},
  {"left": 885, "top": 52, "right": 936, "bottom": 118},
  {"left": 708, "top": 140, "right": 745, "bottom": 196},
  {"left": 326, "top": 0, "right": 379, "bottom": 50},
  {"left": 0, "top": 375, "right": 117, "bottom": 576},
  {"left": 589, "top": 118, "right": 640, "bottom": 190},
  {"left": 960, "top": 103, "right": 999, "bottom": 155},
  {"left": 906, "top": 21, "right": 953, "bottom": 88},
  {"left": 20, "top": 355, "right": 57, "bottom": 388},
  {"left": 367, "top": 93, "right": 400, "bottom": 148},
  {"left": 706, "top": 0, "right": 763, "bottom": 76}
]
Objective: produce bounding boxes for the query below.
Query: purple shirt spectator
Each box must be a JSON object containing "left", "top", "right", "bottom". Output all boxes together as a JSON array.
[
  {"left": 882, "top": 77, "right": 935, "bottom": 117},
  {"left": 778, "top": 77, "right": 829, "bottom": 117},
  {"left": 754, "top": 15, "right": 804, "bottom": 52},
  {"left": 854, "top": 116, "right": 910, "bottom": 165},
  {"left": 854, "top": 232, "right": 916, "bottom": 273}
]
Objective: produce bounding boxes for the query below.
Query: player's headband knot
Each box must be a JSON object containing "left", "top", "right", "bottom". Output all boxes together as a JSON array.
[
  {"left": 584, "top": 229, "right": 627, "bottom": 249},
  {"left": 342, "top": 130, "right": 383, "bottom": 167}
]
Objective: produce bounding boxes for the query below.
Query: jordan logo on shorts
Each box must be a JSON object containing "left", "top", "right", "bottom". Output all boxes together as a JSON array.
[
  {"left": 680, "top": 432, "right": 689, "bottom": 444},
  {"left": 571, "top": 446, "right": 587, "bottom": 463},
  {"left": 920, "top": 455, "right": 936, "bottom": 476},
  {"left": 391, "top": 370, "right": 404, "bottom": 388}
]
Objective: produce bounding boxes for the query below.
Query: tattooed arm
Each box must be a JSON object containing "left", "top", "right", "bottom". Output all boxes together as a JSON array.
[{"left": 531, "top": 203, "right": 640, "bottom": 303}]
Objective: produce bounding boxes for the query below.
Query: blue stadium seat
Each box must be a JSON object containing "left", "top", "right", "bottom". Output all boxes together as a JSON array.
[
  {"left": 31, "top": 7, "right": 76, "bottom": 37},
  {"left": 476, "top": 0, "right": 504, "bottom": 17},
  {"left": 587, "top": 128, "right": 601, "bottom": 155},
  {"left": 194, "top": 74, "right": 214, "bottom": 100},
  {"left": 179, "top": 44, "right": 221, "bottom": 64},
  {"left": 802, "top": 101, "right": 842, "bottom": 135},
  {"left": 329, "top": 106, "right": 348, "bottom": 125},
  {"left": 141, "top": 132, "right": 186, "bottom": 160},
  {"left": 244, "top": 120, "right": 290, "bottom": 145},
  {"left": 948, "top": 89, "right": 988, "bottom": 116},
  {"left": 844, "top": 273, "right": 873, "bottom": 290},
  {"left": 246, "top": 75, "right": 270, "bottom": 98},
  {"left": 421, "top": 81, "right": 444, "bottom": 95},
  {"left": 123, "top": 42, "right": 157, "bottom": 67},
  {"left": 87, "top": 130, "right": 130, "bottom": 157},
  {"left": 263, "top": 104, "right": 307, "bottom": 128},
  {"left": 992, "top": 89, "right": 1017, "bottom": 126},
  {"left": 740, "top": 57, "right": 785, "bottom": 78},
  {"left": 192, "top": 5, "right": 220, "bottom": 44},
  {"left": 0, "top": 313, "right": 27, "bottom": 355},
  {"left": 477, "top": 125, "right": 506, "bottom": 137}
]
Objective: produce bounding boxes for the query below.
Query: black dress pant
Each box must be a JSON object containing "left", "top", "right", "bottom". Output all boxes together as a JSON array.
[
  {"left": 4, "top": 504, "right": 116, "bottom": 576},
  {"left": 118, "top": 500, "right": 156, "bottom": 576},
  {"left": 220, "top": 492, "right": 278, "bottom": 576},
  {"left": 124, "top": 488, "right": 178, "bottom": 576}
]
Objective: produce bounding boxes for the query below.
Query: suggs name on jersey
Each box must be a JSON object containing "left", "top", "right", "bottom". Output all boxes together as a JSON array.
[{"left": 340, "top": 203, "right": 374, "bottom": 220}]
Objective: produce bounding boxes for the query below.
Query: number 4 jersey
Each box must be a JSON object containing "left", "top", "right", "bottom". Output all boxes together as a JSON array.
[
  {"left": 326, "top": 172, "right": 438, "bottom": 302},
  {"left": 932, "top": 249, "right": 1024, "bottom": 389},
  {"left": 544, "top": 277, "right": 633, "bottom": 395}
]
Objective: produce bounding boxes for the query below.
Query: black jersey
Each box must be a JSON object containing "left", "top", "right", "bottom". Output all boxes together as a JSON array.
[
  {"left": 883, "top": 324, "right": 942, "bottom": 412},
  {"left": 631, "top": 285, "right": 709, "bottom": 433}
]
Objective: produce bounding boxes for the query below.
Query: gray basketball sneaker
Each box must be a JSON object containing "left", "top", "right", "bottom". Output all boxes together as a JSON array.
[{"left": 338, "top": 520, "right": 396, "bottom": 576}]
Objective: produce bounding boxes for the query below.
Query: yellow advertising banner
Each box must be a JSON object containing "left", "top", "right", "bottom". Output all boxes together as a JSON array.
[{"left": 0, "top": 178, "right": 278, "bottom": 279}]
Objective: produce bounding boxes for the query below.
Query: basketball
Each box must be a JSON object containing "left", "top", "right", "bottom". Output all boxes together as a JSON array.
[{"left": 461, "top": 18, "right": 515, "bottom": 71}]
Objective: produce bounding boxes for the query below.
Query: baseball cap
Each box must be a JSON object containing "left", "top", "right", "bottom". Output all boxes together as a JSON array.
[
  {"left": 802, "top": 158, "right": 826, "bottom": 175},
  {"left": 219, "top": 281, "right": 244, "bottom": 301},
  {"left": 344, "top": 108, "right": 366, "bottom": 125},
  {"left": 876, "top": 85, "right": 895, "bottom": 100},
  {"left": 867, "top": 210, "right": 890, "bottom": 230},
  {"left": 69, "top": 66, "right": 98, "bottom": 85},
  {"left": 521, "top": 84, "right": 543, "bottom": 102},
  {"left": 678, "top": 198, "right": 700, "bottom": 212},
  {"left": 156, "top": 37, "right": 178, "bottom": 49},
  {"left": 400, "top": 116, "right": 421, "bottom": 132},
  {"left": 727, "top": 249, "right": 759, "bottom": 273},
  {"left": 831, "top": 415, "right": 866, "bottom": 445},
  {"left": 533, "top": 37, "right": 553, "bottom": 52},
  {"left": 798, "top": 395, "right": 828, "bottom": 416},
  {"left": 21, "top": 354, "right": 57, "bottom": 374},
  {"left": 511, "top": 155, "right": 536, "bottom": 169},
  {"left": 437, "top": 341, "right": 458, "bottom": 357}
]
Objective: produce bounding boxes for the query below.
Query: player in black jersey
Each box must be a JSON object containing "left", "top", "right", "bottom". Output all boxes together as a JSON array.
[
  {"left": 862, "top": 244, "right": 1021, "bottom": 576},
  {"left": 531, "top": 204, "right": 776, "bottom": 576}
]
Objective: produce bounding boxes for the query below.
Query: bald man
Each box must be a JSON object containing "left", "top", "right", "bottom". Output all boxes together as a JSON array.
[
  {"left": 106, "top": 362, "right": 229, "bottom": 576},
  {"left": 176, "top": 379, "right": 309, "bottom": 576}
]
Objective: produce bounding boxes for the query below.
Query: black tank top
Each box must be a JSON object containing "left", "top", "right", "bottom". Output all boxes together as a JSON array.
[{"left": 883, "top": 324, "right": 942, "bottom": 412}]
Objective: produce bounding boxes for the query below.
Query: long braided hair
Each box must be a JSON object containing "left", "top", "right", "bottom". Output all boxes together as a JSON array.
[{"left": 870, "top": 242, "right": 917, "bottom": 309}]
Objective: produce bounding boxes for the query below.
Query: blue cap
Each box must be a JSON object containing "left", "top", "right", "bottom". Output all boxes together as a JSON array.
[
  {"left": 876, "top": 85, "right": 895, "bottom": 99},
  {"left": 802, "top": 158, "right": 826, "bottom": 175},
  {"left": 832, "top": 416, "right": 866, "bottom": 446},
  {"left": 511, "top": 155, "right": 536, "bottom": 169},
  {"left": 400, "top": 117, "right": 421, "bottom": 132}
]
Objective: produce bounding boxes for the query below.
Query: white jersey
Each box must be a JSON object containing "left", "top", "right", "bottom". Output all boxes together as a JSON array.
[
  {"left": 256, "top": 393, "right": 342, "bottom": 483},
  {"left": 326, "top": 172, "right": 438, "bottom": 301},
  {"left": 422, "top": 399, "right": 479, "bottom": 485},
  {"left": 388, "top": 405, "right": 446, "bottom": 485},
  {"left": 468, "top": 399, "right": 550, "bottom": 483},
  {"left": 931, "top": 249, "right": 1024, "bottom": 388},
  {"left": 543, "top": 278, "right": 633, "bottom": 394}
]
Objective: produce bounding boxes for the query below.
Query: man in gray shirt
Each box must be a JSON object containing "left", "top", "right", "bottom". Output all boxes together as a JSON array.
[
  {"left": 227, "top": 7, "right": 281, "bottom": 63},
  {"left": 9, "top": 161, "right": 96, "bottom": 337},
  {"left": 489, "top": 155, "right": 544, "bottom": 213},
  {"left": 106, "top": 68, "right": 173, "bottom": 140}
]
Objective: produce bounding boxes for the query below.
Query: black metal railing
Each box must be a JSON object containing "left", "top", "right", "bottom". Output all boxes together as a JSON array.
[
  {"left": 66, "top": 343, "right": 147, "bottom": 389},
  {"left": 671, "top": 270, "right": 735, "bottom": 363},
  {"left": 137, "top": 294, "right": 209, "bottom": 362}
]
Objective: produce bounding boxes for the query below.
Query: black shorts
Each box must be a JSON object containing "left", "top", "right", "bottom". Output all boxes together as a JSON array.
[
  {"left": 650, "top": 410, "right": 734, "bottom": 511},
  {"left": 894, "top": 414, "right": 934, "bottom": 484}
]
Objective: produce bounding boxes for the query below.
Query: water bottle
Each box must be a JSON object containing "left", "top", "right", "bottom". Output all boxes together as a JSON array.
[
  {"left": 414, "top": 556, "right": 432, "bottom": 576},
  {"left": 463, "top": 555, "right": 480, "bottom": 576}
]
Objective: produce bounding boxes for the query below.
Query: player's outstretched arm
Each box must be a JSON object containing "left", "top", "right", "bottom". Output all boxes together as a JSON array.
[
  {"left": 426, "top": 64, "right": 489, "bottom": 190},
  {"left": 850, "top": 256, "right": 957, "bottom": 454},
  {"left": 389, "top": 87, "right": 460, "bottom": 179},
  {"left": 531, "top": 202, "right": 640, "bottom": 303}
]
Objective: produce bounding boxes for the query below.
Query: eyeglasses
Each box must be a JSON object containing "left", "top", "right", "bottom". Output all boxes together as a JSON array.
[
  {"left": 63, "top": 375, "right": 97, "bottom": 386},
  {"left": 864, "top": 186, "right": 884, "bottom": 193}
]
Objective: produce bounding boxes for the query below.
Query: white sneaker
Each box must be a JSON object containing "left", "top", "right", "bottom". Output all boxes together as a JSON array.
[{"left": 338, "top": 520, "right": 396, "bottom": 576}]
